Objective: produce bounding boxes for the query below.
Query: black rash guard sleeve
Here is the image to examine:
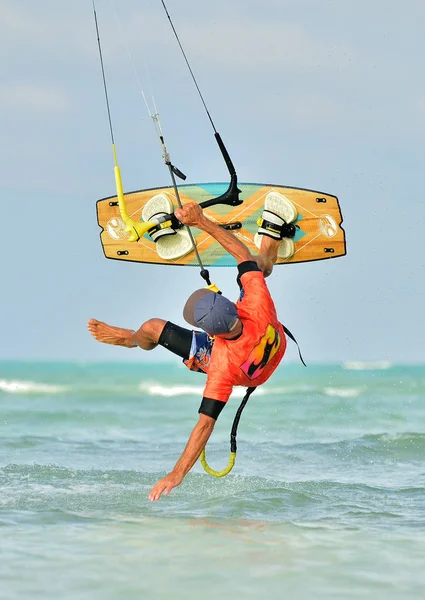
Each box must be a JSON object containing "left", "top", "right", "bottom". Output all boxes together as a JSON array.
[
  {"left": 237, "top": 260, "right": 261, "bottom": 289},
  {"left": 198, "top": 397, "right": 226, "bottom": 420}
]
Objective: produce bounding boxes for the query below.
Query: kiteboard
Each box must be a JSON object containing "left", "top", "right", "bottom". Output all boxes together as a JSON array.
[{"left": 97, "top": 182, "right": 346, "bottom": 267}]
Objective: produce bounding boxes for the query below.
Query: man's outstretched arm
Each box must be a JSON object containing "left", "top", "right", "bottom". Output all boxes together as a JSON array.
[
  {"left": 149, "top": 413, "right": 215, "bottom": 502},
  {"left": 175, "top": 202, "right": 253, "bottom": 264}
]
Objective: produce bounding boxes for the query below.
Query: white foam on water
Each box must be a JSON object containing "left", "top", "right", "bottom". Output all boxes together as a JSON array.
[
  {"left": 342, "top": 361, "right": 392, "bottom": 371},
  {"left": 137, "top": 382, "right": 320, "bottom": 398},
  {"left": 139, "top": 384, "right": 205, "bottom": 397},
  {"left": 143, "top": 385, "right": 254, "bottom": 398},
  {"left": 324, "top": 387, "right": 363, "bottom": 398},
  {"left": 0, "top": 379, "right": 69, "bottom": 394}
]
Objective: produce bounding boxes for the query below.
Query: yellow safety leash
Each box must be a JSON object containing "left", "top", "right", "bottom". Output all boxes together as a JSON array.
[
  {"left": 200, "top": 387, "right": 256, "bottom": 477},
  {"left": 200, "top": 451, "right": 236, "bottom": 478}
]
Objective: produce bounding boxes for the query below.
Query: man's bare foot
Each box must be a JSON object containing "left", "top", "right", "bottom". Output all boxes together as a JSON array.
[{"left": 87, "top": 319, "right": 138, "bottom": 348}]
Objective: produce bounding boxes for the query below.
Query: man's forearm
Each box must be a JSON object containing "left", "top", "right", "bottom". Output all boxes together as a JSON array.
[
  {"left": 148, "top": 416, "right": 215, "bottom": 501},
  {"left": 171, "top": 416, "right": 215, "bottom": 478},
  {"left": 200, "top": 216, "right": 252, "bottom": 264}
]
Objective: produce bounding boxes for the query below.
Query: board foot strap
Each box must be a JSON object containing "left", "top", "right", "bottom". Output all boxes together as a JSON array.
[{"left": 142, "top": 194, "right": 194, "bottom": 260}]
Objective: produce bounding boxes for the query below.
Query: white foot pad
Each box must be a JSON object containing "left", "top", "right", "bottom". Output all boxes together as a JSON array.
[
  {"left": 156, "top": 230, "right": 194, "bottom": 261},
  {"left": 263, "top": 191, "right": 297, "bottom": 223},
  {"left": 142, "top": 193, "right": 174, "bottom": 222},
  {"left": 143, "top": 193, "right": 194, "bottom": 260}
]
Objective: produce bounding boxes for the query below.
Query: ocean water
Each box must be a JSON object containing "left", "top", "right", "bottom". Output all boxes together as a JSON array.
[{"left": 1, "top": 360, "right": 424, "bottom": 599}]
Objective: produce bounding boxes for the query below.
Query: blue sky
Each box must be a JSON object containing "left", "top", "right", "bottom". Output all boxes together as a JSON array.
[{"left": 1, "top": 0, "right": 424, "bottom": 363}]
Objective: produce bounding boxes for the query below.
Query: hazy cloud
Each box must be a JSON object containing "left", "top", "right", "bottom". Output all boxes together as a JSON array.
[{"left": 0, "top": 83, "right": 72, "bottom": 114}]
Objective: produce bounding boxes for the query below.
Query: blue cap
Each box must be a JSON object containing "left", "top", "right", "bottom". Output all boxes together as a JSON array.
[{"left": 183, "top": 289, "right": 239, "bottom": 335}]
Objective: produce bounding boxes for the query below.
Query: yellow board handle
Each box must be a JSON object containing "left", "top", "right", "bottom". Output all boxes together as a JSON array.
[
  {"left": 113, "top": 164, "right": 155, "bottom": 242},
  {"left": 112, "top": 145, "right": 161, "bottom": 242},
  {"left": 200, "top": 449, "right": 236, "bottom": 478}
]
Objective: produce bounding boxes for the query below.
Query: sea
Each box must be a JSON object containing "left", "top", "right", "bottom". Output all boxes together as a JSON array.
[{"left": 1, "top": 360, "right": 424, "bottom": 599}]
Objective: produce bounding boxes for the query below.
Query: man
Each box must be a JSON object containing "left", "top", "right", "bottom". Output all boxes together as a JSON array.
[{"left": 88, "top": 198, "right": 295, "bottom": 501}]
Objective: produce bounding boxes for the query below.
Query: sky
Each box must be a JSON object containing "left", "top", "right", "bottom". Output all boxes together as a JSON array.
[{"left": 1, "top": 0, "right": 424, "bottom": 363}]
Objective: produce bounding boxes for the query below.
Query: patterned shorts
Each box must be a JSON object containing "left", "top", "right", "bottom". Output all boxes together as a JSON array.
[{"left": 183, "top": 331, "right": 215, "bottom": 374}]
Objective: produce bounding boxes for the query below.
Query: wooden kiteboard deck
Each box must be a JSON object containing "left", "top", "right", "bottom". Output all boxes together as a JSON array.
[{"left": 96, "top": 182, "right": 346, "bottom": 266}]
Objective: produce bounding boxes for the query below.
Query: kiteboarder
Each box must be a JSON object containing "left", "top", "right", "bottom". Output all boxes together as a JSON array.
[{"left": 88, "top": 199, "right": 293, "bottom": 500}]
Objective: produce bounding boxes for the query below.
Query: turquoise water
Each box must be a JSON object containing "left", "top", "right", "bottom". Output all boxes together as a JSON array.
[{"left": 1, "top": 360, "right": 425, "bottom": 599}]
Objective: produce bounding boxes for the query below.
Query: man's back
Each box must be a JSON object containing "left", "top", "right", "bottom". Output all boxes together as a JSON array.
[{"left": 204, "top": 265, "right": 286, "bottom": 402}]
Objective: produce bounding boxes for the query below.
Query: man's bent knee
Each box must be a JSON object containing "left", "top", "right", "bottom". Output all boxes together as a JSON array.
[{"left": 140, "top": 318, "right": 167, "bottom": 344}]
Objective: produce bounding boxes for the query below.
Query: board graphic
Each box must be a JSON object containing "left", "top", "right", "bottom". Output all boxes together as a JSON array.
[{"left": 97, "top": 182, "right": 346, "bottom": 266}]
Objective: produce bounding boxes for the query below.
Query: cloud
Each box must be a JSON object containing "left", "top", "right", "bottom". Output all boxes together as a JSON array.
[
  {"left": 0, "top": 2, "right": 95, "bottom": 58},
  {"left": 0, "top": 83, "right": 72, "bottom": 114},
  {"left": 115, "top": 7, "right": 358, "bottom": 78},
  {"left": 179, "top": 21, "right": 355, "bottom": 76}
]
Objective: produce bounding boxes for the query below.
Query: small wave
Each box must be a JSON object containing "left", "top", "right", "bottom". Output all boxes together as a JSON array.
[
  {"left": 297, "top": 432, "right": 425, "bottom": 462},
  {"left": 0, "top": 379, "right": 366, "bottom": 399},
  {"left": 0, "top": 379, "right": 69, "bottom": 394},
  {"left": 369, "top": 432, "right": 425, "bottom": 446},
  {"left": 138, "top": 383, "right": 320, "bottom": 398},
  {"left": 358, "top": 432, "right": 425, "bottom": 460},
  {"left": 0, "top": 378, "right": 309, "bottom": 398},
  {"left": 342, "top": 361, "right": 392, "bottom": 371},
  {"left": 139, "top": 383, "right": 266, "bottom": 398},
  {"left": 324, "top": 387, "right": 363, "bottom": 398},
  {"left": 138, "top": 383, "right": 205, "bottom": 397}
]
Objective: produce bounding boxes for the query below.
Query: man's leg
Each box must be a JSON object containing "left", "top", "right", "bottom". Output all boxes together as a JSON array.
[
  {"left": 87, "top": 318, "right": 167, "bottom": 350},
  {"left": 254, "top": 191, "right": 298, "bottom": 277},
  {"left": 255, "top": 236, "right": 280, "bottom": 278},
  {"left": 87, "top": 318, "right": 194, "bottom": 359}
]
